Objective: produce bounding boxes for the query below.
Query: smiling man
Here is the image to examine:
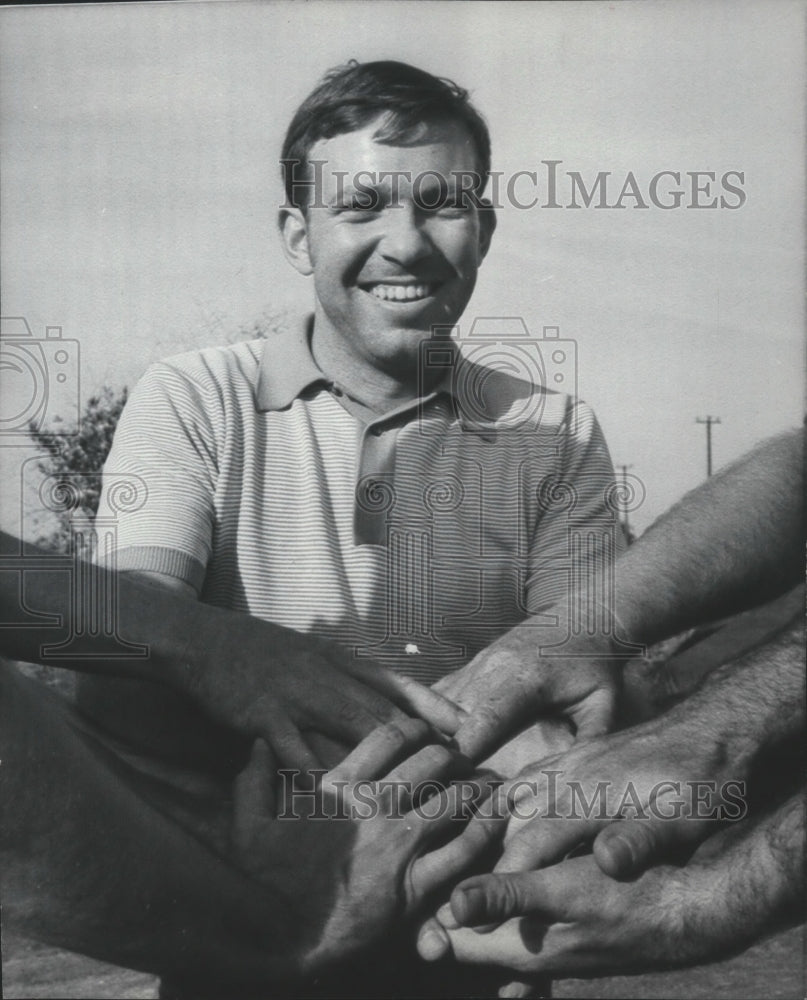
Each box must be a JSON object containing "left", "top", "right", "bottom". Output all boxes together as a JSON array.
[
  {"left": 79, "top": 61, "right": 622, "bottom": 990},
  {"left": 89, "top": 61, "right": 621, "bottom": 713}
]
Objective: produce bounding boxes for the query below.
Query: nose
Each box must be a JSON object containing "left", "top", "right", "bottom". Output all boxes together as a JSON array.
[{"left": 378, "top": 204, "right": 432, "bottom": 267}]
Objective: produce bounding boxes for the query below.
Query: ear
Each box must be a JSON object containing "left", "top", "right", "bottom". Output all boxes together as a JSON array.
[
  {"left": 278, "top": 207, "right": 313, "bottom": 276},
  {"left": 477, "top": 202, "right": 497, "bottom": 263}
]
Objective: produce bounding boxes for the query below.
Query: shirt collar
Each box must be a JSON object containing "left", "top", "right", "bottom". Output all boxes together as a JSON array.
[
  {"left": 255, "top": 314, "right": 329, "bottom": 411},
  {"left": 254, "top": 314, "right": 458, "bottom": 414}
]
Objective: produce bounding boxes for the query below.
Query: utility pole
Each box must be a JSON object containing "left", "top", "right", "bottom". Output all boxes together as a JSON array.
[
  {"left": 696, "top": 416, "right": 721, "bottom": 477},
  {"left": 616, "top": 464, "right": 633, "bottom": 537}
]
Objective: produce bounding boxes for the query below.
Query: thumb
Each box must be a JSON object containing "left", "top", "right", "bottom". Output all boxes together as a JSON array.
[
  {"left": 450, "top": 871, "right": 543, "bottom": 927},
  {"left": 452, "top": 703, "right": 510, "bottom": 760},
  {"left": 232, "top": 738, "right": 277, "bottom": 850},
  {"left": 594, "top": 814, "right": 711, "bottom": 878}
]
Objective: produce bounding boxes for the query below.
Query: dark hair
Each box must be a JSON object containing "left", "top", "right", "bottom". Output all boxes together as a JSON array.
[{"left": 281, "top": 60, "right": 491, "bottom": 210}]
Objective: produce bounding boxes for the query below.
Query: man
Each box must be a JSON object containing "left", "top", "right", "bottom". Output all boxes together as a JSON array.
[
  {"left": 87, "top": 61, "right": 620, "bottom": 768},
  {"left": 59, "top": 59, "right": 619, "bottom": 995},
  {"left": 417, "top": 428, "right": 804, "bottom": 986}
]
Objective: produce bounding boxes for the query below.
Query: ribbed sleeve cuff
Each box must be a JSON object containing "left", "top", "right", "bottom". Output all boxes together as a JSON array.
[{"left": 100, "top": 545, "right": 207, "bottom": 593}]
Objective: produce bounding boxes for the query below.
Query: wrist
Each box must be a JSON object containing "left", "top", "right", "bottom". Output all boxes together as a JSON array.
[
  {"left": 529, "top": 597, "right": 627, "bottom": 662},
  {"left": 146, "top": 592, "right": 224, "bottom": 695}
]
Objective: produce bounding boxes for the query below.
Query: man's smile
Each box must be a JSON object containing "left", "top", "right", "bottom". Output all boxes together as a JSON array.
[{"left": 361, "top": 280, "right": 440, "bottom": 303}]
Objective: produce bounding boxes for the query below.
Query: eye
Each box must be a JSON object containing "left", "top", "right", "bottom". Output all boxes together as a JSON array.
[
  {"left": 333, "top": 192, "right": 382, "bottom": 215},
  {"left": 415, "top": 192, "right": 471, "bottom": 217}
]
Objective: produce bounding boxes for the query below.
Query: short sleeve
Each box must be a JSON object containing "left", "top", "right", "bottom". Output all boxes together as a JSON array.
[
  {"left": 95, "top": 362, "right": 221, "bottom": 592},
  {"left": 523, "top": 398, "right": 625, "bottom": 615}
]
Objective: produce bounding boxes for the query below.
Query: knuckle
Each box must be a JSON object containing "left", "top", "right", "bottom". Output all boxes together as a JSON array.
[
  {"left": 426, "top": 744, "right": 457, "bottom": 771},
  {"left": 378, "top": 718, "right": 423, "bottom": 749},
  {"left": 498, "top": 876, "right": 523, "bottom": 918},
  {"left": 367, "top": 695, "right": 400, "bottom": 721}
]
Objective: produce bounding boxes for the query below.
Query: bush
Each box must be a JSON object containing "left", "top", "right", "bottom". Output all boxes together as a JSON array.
[{"left": 28, "top": 385, "right": 128, "bottom": 553}]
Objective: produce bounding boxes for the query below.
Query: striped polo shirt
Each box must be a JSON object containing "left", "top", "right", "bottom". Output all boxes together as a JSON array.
[{"left": 98, "top": 316, "right": 622, "bottom": 684}]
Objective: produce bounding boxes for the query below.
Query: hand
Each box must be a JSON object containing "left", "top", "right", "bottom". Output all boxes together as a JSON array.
[
  {"left": 417, "top": 854, "right": 694, "bottom": 979},
  {"left": 419, "top": 791, "right": 805, "bottom": 981},
  {"left": 176, "top": 608, "right": 465, "bottom": 769},
  {"left": 434, "top": 608, "right": 622, "bottom": 760},
  {"left": 230, "top": 719, "right": 494, "bottom": 975},
  {"left": 480, "top": 718, "right": 573, "bottom": 781},
  {"left": 494, "top": 709, "right": 745, "bottom": 878}
]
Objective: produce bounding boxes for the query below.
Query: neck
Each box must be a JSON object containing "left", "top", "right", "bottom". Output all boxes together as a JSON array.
[{"left": 310, "top": 316, "right": 449, "bottom": 414}]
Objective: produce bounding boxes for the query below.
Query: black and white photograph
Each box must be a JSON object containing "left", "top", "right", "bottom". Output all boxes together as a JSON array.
[{"left": 1, "top": 2, "right": 804, "bottom": 998}]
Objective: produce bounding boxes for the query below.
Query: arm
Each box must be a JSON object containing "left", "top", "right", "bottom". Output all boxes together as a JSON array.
[
  {"left": 419, "top": 788, "right": 805, "bottom": 977},
  {"left": 0, "top": 529, "right": 462, "bottom": 768},
  {"left": 0, "top": 663, "right": 485, "bottom": 987},
  {"left": 611, "top": 427, "right": 803, "bottom": 645},
  {"left": 443, "top": 427, "right": 804, "bottom": 760},
  {"left": 453, "top": 618, "right": 804, "bottom": 877},
  {"left": 0, "top": 661, "right": 300, "bottom": 986}
]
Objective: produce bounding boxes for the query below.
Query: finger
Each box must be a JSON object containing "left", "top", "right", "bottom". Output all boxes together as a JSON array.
[
  {"left": 416, "top": 916, "right": 452, "bottom": 962},
  {"left": 264, "top": 716, "right": 323, "bottom": 772},
  {"left": 324, "top": 718, "right": 431, "bottom": 786},
  {"left": 232, "top": 739, "right": 278, "bottom": 849},
  {"left": 448, "top": 872, "right": 543, "bottom": 927},
  {"left": 345, "top": 661, "right": 468, "bottom": 735},
  {"left": 442, "top": 918, "right": 546, "bottom": 971},
  {"left": 312, "top": 681, "right": 412, "bottom": 745},
  {"left": 410, "top": 790, "right": 507, "bottom": 896},
  {"left": 497, "top": 774, "right": 601, "bottom": 872},
  {"left": 499, "top": 980, "right": 544, "bottom": 999},
  {"left": 451, "top": 702, "right": 515, "bottom": 761},
  {"left": 498, "top": 816, "right": 596, "bottom": 873},
  {"left": 303, "top": 731, "right": 351, "bottom": 769},
  {"left": 386, "top": 741, "right": 473, "bottom": 790},
  {"left": 594, "top": 815, "right": 711, "bottom": 878},
  {"left": 568, "top": 686, "right": 617, "bottom": 739},
  {"left": 432, "top": 670, "right": 461, "bottom": 699},
  {"left": 371, "top": 744, "right": 472, "bottom": 819},
  {"left": 450, "top": 864, "right": 574, "bottom": 928}
]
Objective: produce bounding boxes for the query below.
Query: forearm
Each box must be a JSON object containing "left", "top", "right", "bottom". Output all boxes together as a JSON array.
[
  {"left": 1, "top": 531, "right": 281, "bottom": 693},
  {"left": 0, "top": 529, "right": 187, "bottom": 682},
  {"left": 673, "top": 789, "right": 805, "bottom": 959},
  {"left": 0, "top": 662, "right": 301, "bottom": 985},
  {"left": 611, "top": 429, "right": 803, "bottom": 646},
  {"left": 662, "top": 620, "right": 805, "bottom": 771}
]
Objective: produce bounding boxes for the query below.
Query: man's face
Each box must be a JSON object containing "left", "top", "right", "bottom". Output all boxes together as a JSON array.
[{"left": 280, "top": 118, "right": 495, "bottom": 379}]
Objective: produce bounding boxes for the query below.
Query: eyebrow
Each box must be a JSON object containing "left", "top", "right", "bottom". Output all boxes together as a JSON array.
[{"left": 323, "top": 170, "right": 469, "bottom": 209}]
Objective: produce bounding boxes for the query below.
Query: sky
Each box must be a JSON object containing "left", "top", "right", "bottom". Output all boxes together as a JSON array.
[{"left": 1, "top": 0, "right": 804, "bottom": 538}]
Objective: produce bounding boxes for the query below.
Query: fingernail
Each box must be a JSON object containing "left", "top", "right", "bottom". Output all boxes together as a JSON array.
[
  {"left": 607, "top": 833, "right": 636, "bottom": 872},
  {"left": 499, "top": 983, "right": 530, "bottom": 999},
  {"left": 418, "top": 928, "right": 448, "bottom": 961},
  {"left": 436, "top": 901, "right": 460, "bottom": 929}
]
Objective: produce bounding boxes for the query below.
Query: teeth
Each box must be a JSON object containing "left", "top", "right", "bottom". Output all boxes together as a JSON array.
[{"left": 368, "top": 283, "right": 432, "bottom": 302}]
